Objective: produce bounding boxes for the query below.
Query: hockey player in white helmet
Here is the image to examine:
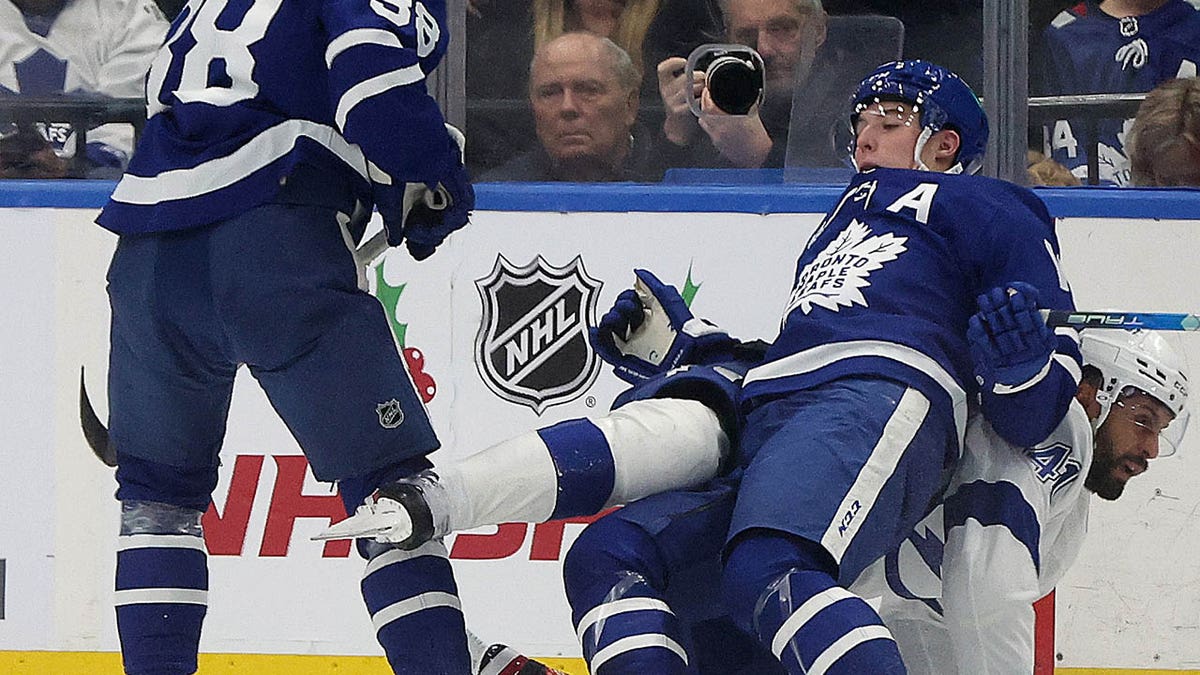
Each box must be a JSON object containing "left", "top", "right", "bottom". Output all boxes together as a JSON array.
[{"left": 859, "top": 328, "right": 1190, "bottom": 674}]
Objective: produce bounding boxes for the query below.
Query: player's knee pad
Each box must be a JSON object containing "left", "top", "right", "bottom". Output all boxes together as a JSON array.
[
  {"left": 116, "top": 500, "right": 208, "bottom": 675},
  {"left": 721, "top": 530, "right": 836, "bottom": 634},
  {"left": 563, "top": 517, "right": 666, "bottom": 613},
  {"left": 564, "top": 520, "right": 689, "bottom": 674},
  {"left": 360, "top": 539, "right": 472, "bottom": 674},
  {"left": 571, "top": 569, "right": 690, "bottom": 674},
  {"left": 723, "top": 532, "right": 903, "bottom": 674}
]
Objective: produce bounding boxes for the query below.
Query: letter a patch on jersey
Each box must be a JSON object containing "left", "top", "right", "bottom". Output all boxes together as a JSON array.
[{"left": 785, "top": 219, "right": 907, "bottom": 316}]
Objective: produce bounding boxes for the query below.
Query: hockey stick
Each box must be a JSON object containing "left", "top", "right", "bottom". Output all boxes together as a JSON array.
[
  {"left": 79, "top": 367, "right": 117, "bottom": 467},
  {"left": 1041, "top": 310, "right": 1200, "bottom": 331}
]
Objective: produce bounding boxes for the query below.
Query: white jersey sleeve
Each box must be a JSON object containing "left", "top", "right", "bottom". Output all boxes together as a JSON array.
[{"left": 854, "top": 400, "right": 1093, "bottom": 674}]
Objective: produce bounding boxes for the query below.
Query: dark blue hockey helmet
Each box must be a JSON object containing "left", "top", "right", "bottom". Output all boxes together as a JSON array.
[{"left": 849, "top": 60, "right": 989, "bottom": 174}]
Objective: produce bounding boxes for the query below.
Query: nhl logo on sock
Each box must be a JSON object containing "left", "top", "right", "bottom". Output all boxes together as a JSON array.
[{"left": 376, "top": 399, "right": 405, "bottom": 428}]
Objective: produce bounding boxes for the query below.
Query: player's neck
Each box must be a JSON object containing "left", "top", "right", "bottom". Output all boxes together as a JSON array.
[{"left": 1098, "top": 0, "right": 1171, "bottom": 18}]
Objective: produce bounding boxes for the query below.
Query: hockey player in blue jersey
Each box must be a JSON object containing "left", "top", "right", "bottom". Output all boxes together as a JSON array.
[
  {"left": 320, "top": 60, "right": 1083, "bottom": 674},
  {"left": 716, "top": 59, "right": 1080, "bottom": 675},
  {"left": 1036, "top": 0, "right": 1200, "bottom": 185},
  {"left": 569, "top": 61, "right": 1083, "bottom": 674},
  {"left": 95, "top": 0, "right": 474, "bottom": 673}
]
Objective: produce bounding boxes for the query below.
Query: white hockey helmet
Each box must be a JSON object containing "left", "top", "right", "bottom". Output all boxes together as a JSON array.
[{"left": 1081, "top": 329, "right": 1191, "bottom": 456}]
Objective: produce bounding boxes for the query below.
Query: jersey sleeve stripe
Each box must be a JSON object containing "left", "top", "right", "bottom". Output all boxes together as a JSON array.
[
  {"left": 945, "top": 479, "right": 1042, "bottom": 573},
  {"left": 109, "top": 119, "right": 372, "bottom": 204},
  {"left": 334, "top": 65, "right": 426, "bottom": 129},
  {"left": 325, "top": 28, "right": 404, "bottom": 68}
]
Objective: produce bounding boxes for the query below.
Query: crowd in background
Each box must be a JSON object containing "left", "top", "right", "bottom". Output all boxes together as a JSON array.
[{"left": 1, "top": 0, "right": 1197, "bottom": 186}]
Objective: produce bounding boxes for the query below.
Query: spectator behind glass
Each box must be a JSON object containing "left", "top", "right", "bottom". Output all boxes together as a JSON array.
[
  {"left": 1127, "top": 77, "right": 1200, "bottom": 185},
  {"left": 0, "top": 0, "right": 168, "bottom": 178},
  {"left": 465, "top": 0, "right": 722, "bottom": 176},
  {"left": 1035, "top": 0, "right": 1200, "bottom": 186},
  {"left": 656, "top": 0, "right": 834, "bottom": 169},
  {"left": 482, "top": 32, "right": 663, "bottom": 182}
]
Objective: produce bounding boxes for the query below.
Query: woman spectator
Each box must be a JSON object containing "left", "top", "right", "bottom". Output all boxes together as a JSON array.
[{"left": 1127, "top": 77, "right": 1200, "bottom": 186}]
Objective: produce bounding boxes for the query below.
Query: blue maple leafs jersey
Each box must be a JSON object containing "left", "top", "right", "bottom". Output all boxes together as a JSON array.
[
  {"left": 98, "top": 0, "right": 458, "bottom": 234},
  {"left": 742, "top": 168, "right": 1080, "bottom": 445},
  {"left": 1037, "top": 0, "right": 1200, "bottom": 185}
]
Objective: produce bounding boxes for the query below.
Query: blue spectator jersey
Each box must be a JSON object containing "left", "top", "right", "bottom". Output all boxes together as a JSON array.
[
  {"left": 98, "top": 0, "right": 459, "bottom": 234},
  {"left": 1038, "top": 0, "right": 1200, "bottom": 185},
  {"left": 742, "top": 168, "right": 1081, "bottom": 447}
]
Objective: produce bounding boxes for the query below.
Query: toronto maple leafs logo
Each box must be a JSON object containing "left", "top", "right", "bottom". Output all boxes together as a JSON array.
[
  {"left": 1081, "top": 118, "right": 1135, "bottom": 186},
  {"left": 785, "top": 219, "right": 907, "bottom": 316},
  {"left": 1115, "top": 38, "right": 1148, "bottom": 71}
]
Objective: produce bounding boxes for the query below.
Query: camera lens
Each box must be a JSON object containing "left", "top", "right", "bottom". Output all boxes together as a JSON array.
[{"left": 706, "top": 55, "right": 763, "bottom": 115}]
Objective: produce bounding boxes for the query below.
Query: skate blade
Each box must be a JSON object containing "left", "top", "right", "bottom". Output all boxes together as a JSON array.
[{"left": 311, "top": 512, "right": 410, "bottom": 541}]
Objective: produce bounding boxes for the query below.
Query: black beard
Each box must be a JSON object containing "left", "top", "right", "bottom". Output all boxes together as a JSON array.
[
  {"left": 1085, "top": 429, "right": 1126, "bottom": 501},
  {"left": 1084, "top": 458, "right": 1126, "bottom": 501}
]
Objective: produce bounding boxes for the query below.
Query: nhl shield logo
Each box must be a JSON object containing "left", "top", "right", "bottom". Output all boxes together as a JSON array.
[
  {"left": 376, "top": 399, "right": 405, "bottom": 429},
  {"left": 475, "top": 254, "right": 602, "bottom": 414}
]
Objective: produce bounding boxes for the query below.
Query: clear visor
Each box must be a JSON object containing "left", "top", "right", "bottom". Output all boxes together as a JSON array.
[{"left": 1111, "top": 392, "right": 1190, "bottom": 457}]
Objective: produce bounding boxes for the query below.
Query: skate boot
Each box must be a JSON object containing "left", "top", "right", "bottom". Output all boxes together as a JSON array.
[
  {"left": 479, "top": 643, "right": 570, "bottom": 675},
  {"left": 312, "top": 471, "right": 445, "bottom": 550}
]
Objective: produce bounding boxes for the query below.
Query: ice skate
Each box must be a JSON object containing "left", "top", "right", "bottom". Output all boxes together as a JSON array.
[
  {"left": 478, "top": 643, "right": 569, "bottom": 675},
  {"left": 313, "top": 473, "right": 437, "bottom": 549}
]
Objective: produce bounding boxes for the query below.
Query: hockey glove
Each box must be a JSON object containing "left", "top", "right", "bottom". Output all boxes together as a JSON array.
[
  {"left": 387, "top": 125, "right": 476, "bottom": 261},
  {"left": 589, "top": 268, "right": 737, "bottom": 384},
  {"left": 968, "top": 281, "right": 1057, "bottom": 393}
]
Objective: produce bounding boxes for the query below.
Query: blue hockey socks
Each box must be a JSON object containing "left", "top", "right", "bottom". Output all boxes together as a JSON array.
[
  {"left": 360, "top": 540, "right": 472, "bottom": 674},
  {"left": 564, "top": 517, "right": 690, "bottom": 674},
  {"left": 115, "top": 501, "right": 208, "bottom": 675},
  {"left": 723, "top": 532, "right": 906, "bottom": 675}
]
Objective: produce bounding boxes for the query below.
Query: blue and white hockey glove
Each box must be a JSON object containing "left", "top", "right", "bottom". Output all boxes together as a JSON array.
[
  {"left": 387, "top": 125, "right": 475, "bottom": 261},
  {"left": 968, "top": 281, "right": 1057, "bottom": 393},
  {"left": 589, "top": 269, "right": 737, "bottom": 384}
]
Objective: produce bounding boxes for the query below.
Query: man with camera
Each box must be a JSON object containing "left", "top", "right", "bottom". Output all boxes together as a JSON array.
[{"left": 656, "top": 0, "right": 833, "bottom": 169}]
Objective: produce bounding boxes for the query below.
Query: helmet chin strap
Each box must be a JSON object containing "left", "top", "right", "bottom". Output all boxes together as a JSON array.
[
  {"left": 913, "top": 126, "right": 968, "bottom": 174},
  {"left": 912, "top": 127, "right": 933, "bottom": 171}
]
